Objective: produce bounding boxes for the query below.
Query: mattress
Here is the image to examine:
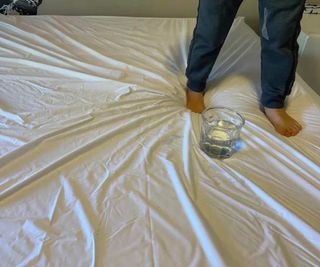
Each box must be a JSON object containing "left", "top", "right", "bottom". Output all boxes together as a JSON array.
[{"left": 0, "top": 16, "right": 319, "bottom": 267}]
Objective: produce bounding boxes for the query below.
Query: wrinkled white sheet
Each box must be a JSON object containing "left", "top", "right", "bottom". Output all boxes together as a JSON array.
[{"left": 0, "top": 16, "right": 319, "bottom": 267}]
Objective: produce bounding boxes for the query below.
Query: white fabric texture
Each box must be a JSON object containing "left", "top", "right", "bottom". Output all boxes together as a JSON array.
[{"left": 0, "top": 16, "right": 319, "bottom": 267}]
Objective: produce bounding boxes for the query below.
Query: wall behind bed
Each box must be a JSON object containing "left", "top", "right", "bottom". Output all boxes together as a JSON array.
[{"left": 38, "top": 0, "right": 260, "bottom": 33}]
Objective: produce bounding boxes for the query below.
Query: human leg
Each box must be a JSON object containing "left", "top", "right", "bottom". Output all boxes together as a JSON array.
[
  {"left": 259, "top": 0, "right": 305, "bottom": 136},
  {"left": 185, "top": 0, "right": 243, "bottom": 113}
]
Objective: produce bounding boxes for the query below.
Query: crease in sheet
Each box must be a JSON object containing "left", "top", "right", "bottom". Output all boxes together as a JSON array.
[
  {"left": 222, "top": 166, "right": 320, "bottom": 253},
  {"left": 0, "top": 107, "right": 25, "bottom": 126},
  {"left": 160, "top": 158, "right": 226, "bottom": 267},
  {"left": 60, "top": 176, "right": 96, "bottom": 267}
]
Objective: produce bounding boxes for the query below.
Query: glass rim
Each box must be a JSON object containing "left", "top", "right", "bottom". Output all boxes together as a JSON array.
[{"left": 201, "top": 106, "right": 245, "bottom": 127}]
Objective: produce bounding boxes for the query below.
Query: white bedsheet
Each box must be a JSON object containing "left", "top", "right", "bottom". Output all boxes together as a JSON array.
[{"left": 0, "top": 16, "right": 319, "bottom": 267}]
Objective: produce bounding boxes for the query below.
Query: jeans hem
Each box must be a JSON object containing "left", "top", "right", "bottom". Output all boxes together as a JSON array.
[{"left": 187, "top": 80, "right": 206, "bottom": 92}]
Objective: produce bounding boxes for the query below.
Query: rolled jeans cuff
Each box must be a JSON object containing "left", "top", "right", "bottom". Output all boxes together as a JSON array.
[{"left": 186, "top": 80, "right": 206, "bottom": 93}]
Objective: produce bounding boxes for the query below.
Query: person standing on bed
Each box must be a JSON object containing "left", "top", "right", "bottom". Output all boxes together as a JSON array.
[{"left": 185, "top": 0, "right": 305, "bottom": 137}]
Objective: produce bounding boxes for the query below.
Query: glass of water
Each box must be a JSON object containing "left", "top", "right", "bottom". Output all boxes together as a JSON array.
[{"left": 200, "top": 107, "right": 245, "bottom": 159}]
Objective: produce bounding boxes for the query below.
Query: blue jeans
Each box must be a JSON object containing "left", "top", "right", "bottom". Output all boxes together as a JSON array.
[{"left": 185, "top": 0, "right": 306, "bottom": 108}]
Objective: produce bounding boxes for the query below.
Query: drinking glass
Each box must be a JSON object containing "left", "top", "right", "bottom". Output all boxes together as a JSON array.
[{"left": 200, "top": 107, "right": 245, "bottom": 159}]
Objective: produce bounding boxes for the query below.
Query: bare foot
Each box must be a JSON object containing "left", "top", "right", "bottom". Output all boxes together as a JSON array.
[
  {"left": 186, "top": 88, "right": 205, "bottom": 113},
  {"left": 263, "top": 107, "right": 302, "bottom": 137}
]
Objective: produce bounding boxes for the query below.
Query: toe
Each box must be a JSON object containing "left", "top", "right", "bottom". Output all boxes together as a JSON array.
[
  {"left": 278, "top": 128, "right": 290, "bottom": 137},
  {"left": 285, "top": 127, "right": 296, "bottom": 137},
  {"left": 289, "top": 126, "right": 300, "bottom": 136},
  {"left": 286, "top": 130, "right": 294, "bottom": 137},
  {"left": 297, "top": 123, "right": 302, "bottom": 131},
  {"left": 293, "top": 120, "right": 302, "bottom": 131},
  {"left": 292, "top": 124, "right": 301, "bottom": 133},
  {"left": 289, "top": 130, "right": 296, "bottom": 137}
]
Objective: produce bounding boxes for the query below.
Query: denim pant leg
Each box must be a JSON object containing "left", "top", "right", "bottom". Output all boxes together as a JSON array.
[
  {"left": 259, "top": 0, "right": 305, "bottom": 108},
  {"left": 185, "top": 0, "right": 243, "bottom": 92}
]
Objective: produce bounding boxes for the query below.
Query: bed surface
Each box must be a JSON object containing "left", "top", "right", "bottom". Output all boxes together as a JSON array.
[{"left": 0, "top": 16, "right": 319, "bottom": 267}]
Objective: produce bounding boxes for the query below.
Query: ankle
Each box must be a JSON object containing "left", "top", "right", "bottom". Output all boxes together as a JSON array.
[
  {"left": 186, "top": 88, "right": 205, "bottom": 97},
  {"left": 264, "top": 107, "right": 286, "bottom": 114}
]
